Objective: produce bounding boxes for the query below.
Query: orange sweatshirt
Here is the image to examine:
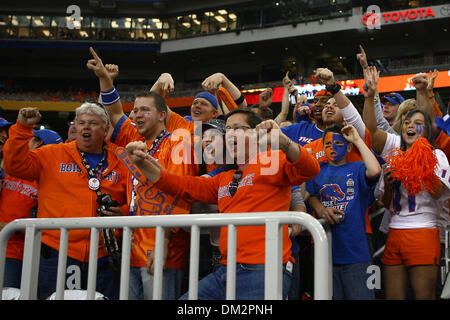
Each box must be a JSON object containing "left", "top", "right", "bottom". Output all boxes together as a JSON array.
[
  {"left": 112, "top": 117, "right": 198, "bottom": 269},
  {"left": 0, "top": 174, "right": 38, "bottom": 260},
  {"left": 3, "top": 121, "right": 129, "bottom": 262},
  {"left": 154, "top": 146, "right": 320, "bottom": 265}
]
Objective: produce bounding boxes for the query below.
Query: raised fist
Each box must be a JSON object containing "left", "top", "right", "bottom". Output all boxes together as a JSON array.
[
  {"left": 126, "top": 141, "right": 148, "bottom": 164},
  {"left": 18, "top": 107, "right": 41, "bottom": 126},
  {"left": 314, "top": 68, "right": 335, "bottom": 86},
  {"left": 411, "top": 73, "right": 428, "bottom": 91}
]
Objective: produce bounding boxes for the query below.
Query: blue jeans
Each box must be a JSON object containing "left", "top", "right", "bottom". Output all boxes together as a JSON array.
[
  {"left": 179, "top": 263, "right": 292, "bottom": 300},
  {"left": 3, "top": 258, "right": 22, "bottom": 288},
  {"left": 129, "top": 266, "right": 184, "bottom": 300},
  {"left": 288, "top": 251, "right": 301, "bottom": 300},
  {"left": 333, "top": 261, "right": 374, "bottom": 300},
  {"left": 38, "top": 245, "right": 120, "bottom": 300}
]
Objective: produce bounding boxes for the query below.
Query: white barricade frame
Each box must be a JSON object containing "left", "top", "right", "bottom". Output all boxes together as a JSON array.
[{"left": 0, "top": 211, "right": 331, "bottom": 300}]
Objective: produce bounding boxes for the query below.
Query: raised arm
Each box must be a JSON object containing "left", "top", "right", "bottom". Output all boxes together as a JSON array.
[
  {"left": 357, "top": 45, "right": 395, "bottom": 134},
  {"left": 202, "top": 73, "right": 247, "bottom": 109},
  {"left": 314, "top": 68, "right": 351, "bottom": 111},
  {"left": 412, "top": 71, "right": 438, "bottom": 127},
  {"left": 362, "top": 66, "right": 388, "bottom": 155},
  {"left": 3, "top": 108, "right": 42, "bottom": 181},
  {"left": 314, "top": 67, "right": 366, "bottom": 138},
  {"left": 341, "top": 125, "right": 381, "bottom": 179},
  {"left": 256, "top": 119, "right": 301, "bottom": 163},
  {"left": 150, "top": 73, "right": 175, "bottom": 120},
  {"left": 274, "top": 72, "right": 292, "bottom": 124},
  {"left": 87, "top": 47, "right": 124, "bottom": 128}
]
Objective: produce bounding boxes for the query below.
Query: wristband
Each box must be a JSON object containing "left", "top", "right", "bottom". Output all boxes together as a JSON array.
[
  {"left": 233, "top": 93, "right": 245, "bottom": 105},
  {"left": 100, "top": 87, "right": 120, "bottom": 106},
  {"left": 325, "top": 82, "right": 341, "bottom": 95},
  {"left": 217, "top": 87, "right": 238, "bottom": 110}
]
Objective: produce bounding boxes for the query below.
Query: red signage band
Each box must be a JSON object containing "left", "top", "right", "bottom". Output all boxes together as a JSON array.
[
  {"left": 362, "top": 7, "right": 435, "bottom": 26},
  {"left": 242, "top": 70, "right": 450, "bottom": 105}
]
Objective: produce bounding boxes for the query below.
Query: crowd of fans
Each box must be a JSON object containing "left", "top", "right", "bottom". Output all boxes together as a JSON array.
[{"left": 0, "top": 45, "right": 449, "bottom": 301}]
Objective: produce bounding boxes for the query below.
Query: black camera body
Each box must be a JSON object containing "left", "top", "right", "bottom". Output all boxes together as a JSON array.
[{"left": 97, "top": 193, "right": 119, "bottom": 214}]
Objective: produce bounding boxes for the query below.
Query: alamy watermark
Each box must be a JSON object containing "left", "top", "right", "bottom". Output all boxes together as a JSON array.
[{"left": 66, "top": 5, "right": 81, "bottom": 30}]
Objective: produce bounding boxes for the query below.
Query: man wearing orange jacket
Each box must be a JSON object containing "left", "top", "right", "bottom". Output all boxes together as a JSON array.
[
  {"left": 3, "top": 103, "right": 129, "bottom": 300},
  {"left": 126, "top": 109, "right": 320, "bottom": 300}
]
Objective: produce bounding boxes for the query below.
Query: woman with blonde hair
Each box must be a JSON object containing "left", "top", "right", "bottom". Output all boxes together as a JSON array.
[{"left": 391, "top": 99, "right": 418, "bottom": 134}]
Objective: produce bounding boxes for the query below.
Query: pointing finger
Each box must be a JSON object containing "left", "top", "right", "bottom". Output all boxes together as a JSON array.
[
  {"left": 89, "top": 46, "right": 101, "bottom": 62},
  {"left": 359, "top": 44, "right": 365, "bottom": 55}
]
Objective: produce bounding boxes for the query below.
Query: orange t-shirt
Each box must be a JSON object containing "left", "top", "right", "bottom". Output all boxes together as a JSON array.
[
  {"left": 304, "top": 127, "right": 374, "bottom": 234},
  {"left": 0, "top": 174, "right": 38, "bottom": 260},
  {"left": 155, "top": 147, "right": 320, "bottom": 265},
  {"left": 112, "top": 116, "right": 198, "bottom": 269},
  {"left": 166, "top": 111, "right": 196, "bottom": 137}
]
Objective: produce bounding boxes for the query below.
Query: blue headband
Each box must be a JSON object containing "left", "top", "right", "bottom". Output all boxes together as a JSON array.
[{"left": 195, "top": 92, "right": 219, "bottom": 110}]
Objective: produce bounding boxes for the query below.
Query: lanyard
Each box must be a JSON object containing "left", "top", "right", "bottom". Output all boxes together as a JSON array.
[
  {"left": 147, "top": 129, "right": 171, "bottom": 157},
  {"left": 78, "top": 144, "right": 107, "bottom": 198}
]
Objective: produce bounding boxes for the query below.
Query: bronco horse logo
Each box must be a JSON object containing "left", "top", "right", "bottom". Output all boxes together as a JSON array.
[{"left": 320, "top": 184, "right": 346, "bottom": 202}]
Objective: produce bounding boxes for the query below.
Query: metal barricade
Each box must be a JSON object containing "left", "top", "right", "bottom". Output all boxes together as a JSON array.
[{"left": 0, "top": 211, "right": 330, "bottom": 300}]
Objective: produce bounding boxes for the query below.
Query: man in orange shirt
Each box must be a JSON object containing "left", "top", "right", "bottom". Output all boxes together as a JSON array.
[
  {"left": 3, "top": 103, "right": 129, "bottom": 300},
  {"left": 1, "top": 128, "right": 62, "bottom": 289},
  {"left": 126, "top": 109, "right": 320, "bottom": 300},
  {"left": 151, "top": 72, "right": 247, "bottom": 135},
  {"left": 87, "top": 47, "right": 198, "bottom": 300}
]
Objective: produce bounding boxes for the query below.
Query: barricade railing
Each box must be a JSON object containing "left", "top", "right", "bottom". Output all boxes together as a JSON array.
[{"left": 0, "top": 211, "right": 330, "bottom": 300}]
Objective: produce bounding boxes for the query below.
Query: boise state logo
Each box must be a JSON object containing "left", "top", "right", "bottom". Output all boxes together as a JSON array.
[{"left": 320, "top": 184, "right": 345, "bottom": 202}]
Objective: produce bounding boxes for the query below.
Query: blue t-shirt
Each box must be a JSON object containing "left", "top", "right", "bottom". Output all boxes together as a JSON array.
[
  {"left": 281, "top": 121, "right": 323, "bottom": 146},
  {"left": 184, "top": 115, "right": 193, "bottom": 122},
  {"left": 306, "top": 161, "right": 375, "bottom": 264}
]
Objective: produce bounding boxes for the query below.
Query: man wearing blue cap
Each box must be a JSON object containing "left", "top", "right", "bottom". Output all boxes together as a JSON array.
[
  {"left": 32, "top": 129, "right": 63, "bottom": 148},
  {"left": 381, "top": 92, "right": 405, "bottom": 126},
  {"left": 183, "top": 91, "right": 220, "bottom": 122}
]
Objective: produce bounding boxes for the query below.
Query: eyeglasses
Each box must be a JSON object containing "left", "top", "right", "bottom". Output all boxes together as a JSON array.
[
  {"left": 228, "top": 170, "right": 243, "bottom": 197},
  {"left": 225, "top": 126, "right": 251, "bottom": 131}
]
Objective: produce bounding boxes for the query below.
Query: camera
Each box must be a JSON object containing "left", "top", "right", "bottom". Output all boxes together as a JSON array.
[{"left": 97, "top": 193, "right": 118, "bottom": 214}]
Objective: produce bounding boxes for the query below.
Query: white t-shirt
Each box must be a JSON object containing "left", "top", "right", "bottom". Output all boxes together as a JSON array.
[{"left": 379, "top": 132, "right": 450, "bottom": 229}]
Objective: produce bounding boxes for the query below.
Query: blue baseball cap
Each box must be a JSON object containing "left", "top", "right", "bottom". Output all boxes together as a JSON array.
[
  {"left": 194, "top": 92, "right": 219, "bottom": 110},
  {"left": 381, "top": 92, "right": 405, "bottom": 105},
  {"left": 33, "top": 129, "right": 63, "bottom": 145},
  {"left": 0, "top": 117, "right": 13, "bottom": 128}
]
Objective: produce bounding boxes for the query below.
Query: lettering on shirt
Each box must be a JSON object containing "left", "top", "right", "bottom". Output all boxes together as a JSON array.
[
  {"left": 2, "top": 179, "right": 38, "bottom": 200},
  {"left": 218, "top": 173, "right": 255, "bottom": 200},
  {"left": 315, "top": 150, "right": 325, "bottom": 159},
  {"left": 298, "top": 136, "right": 314, "bottom": 144},
  {"left": 59, "top": 163, "right": 83, "bottom": 173}
]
